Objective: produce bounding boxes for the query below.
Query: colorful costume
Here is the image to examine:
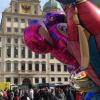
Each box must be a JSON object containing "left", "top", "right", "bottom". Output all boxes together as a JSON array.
[
  {"left": 56, "top": 0, "right": 100, "bottom": 99},
  {"left": 23, "top": 0, "right": 100, "bottom": 99}
]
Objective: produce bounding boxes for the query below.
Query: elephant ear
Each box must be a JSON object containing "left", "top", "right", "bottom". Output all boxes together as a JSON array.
[{"left": 23, "top": 20, "right": 53, "bottom": 54}]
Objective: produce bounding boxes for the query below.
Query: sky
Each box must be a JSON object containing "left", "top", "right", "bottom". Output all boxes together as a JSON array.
[
  {"left": 0, "top": 0, "right": 99, "bottom": 22},
  {"left": 0, "top": 0, "right": 48, "bottom": 22}
]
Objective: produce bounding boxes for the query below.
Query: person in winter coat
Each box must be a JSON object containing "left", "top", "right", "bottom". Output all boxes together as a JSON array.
[
  {"left": 33, "top": 89, "right": 41, "bottom": 100},
  {"left": 29, "top": 89, "right": 34, "bottom": 100},
  {"left": 21, "top": 92, "right": 30, "bottom": 100}
]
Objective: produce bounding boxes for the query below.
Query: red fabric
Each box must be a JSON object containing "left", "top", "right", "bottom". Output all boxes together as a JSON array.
[
  {"left": 77, "top": 1, "right": 100, "bottom": 36},
  {"left": 67, "top": 41, "right": 81, "bottom": 65},
  {"left": 49, "top": 24, "right": 79, "bottom": 66},
  {"left": 16, "top": 96, "right": 20, "bottom": 100},
  {"left": 76, "top": 92, "right": 82, "bottom": 100},
  {"left": 67, "top": 7, "right": 78, "bottom": 41}
]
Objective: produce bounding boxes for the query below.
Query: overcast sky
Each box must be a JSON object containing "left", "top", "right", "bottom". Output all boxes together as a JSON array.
[{"left": 0, "top": 0, "right": 47, "bottom": 22}]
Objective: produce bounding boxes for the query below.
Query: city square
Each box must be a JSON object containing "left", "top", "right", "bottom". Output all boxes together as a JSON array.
[{"left": 0, "top": 0, "right": 100, "bottom": 100}]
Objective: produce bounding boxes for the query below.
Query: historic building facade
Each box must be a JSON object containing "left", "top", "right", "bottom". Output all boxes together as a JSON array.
[{"left": 0, "top": 0, "right": 69, "bottom": 85}]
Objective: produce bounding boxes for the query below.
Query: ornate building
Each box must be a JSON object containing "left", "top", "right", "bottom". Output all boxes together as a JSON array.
[{"left": 0, "top": 0, "right": 69, "bottom": 85}]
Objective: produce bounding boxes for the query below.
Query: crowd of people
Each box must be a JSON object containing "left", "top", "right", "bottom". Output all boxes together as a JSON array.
[{"left": 0, "top": 84, "right": 84, "bottom": 100}]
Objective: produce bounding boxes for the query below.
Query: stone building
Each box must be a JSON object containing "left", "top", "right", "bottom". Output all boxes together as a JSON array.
[{"left": 0, "top": 0, "right": 69, "bottom": 85}]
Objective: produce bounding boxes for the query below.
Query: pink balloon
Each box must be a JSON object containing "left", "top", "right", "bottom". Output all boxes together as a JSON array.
[
  {"left": 24, "top": 20, "right": 52, "bottom": 54},
  {"left": 49, "top": 24, "right": 79, "bottom": 68}
]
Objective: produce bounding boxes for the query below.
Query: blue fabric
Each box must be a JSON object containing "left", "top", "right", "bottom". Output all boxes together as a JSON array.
[
  {"left": 29, "top": 20, "right": 38, "bottom": 26},
  {"left": 88, "top": 36, "right": 100, "bottom": 77},
  {"left": 84, "top": 92, "right": 96, "bottom": 100},
  {"left": 91, "top": 93, "right": 100, "bottom": 100},
  {"left": 50, "top": 32, "right": 60, "bottom": 41}
]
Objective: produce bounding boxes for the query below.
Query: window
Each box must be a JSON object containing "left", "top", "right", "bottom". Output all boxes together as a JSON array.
[
  {"left": 14, "top": 18, "right": 18, "bottom": 22},
  {"left": 42, "top": 54, "right": 45, "bottom": 59},
  {"left": 0, "top": 47, "right": 1, "bottom": 57},
  {"left": 51, "top": 77, "right": 55, "bottom": 82},
  {"left": 35, "top": 63, "right": 39, "bottom": 71},
  {"left": 42, "top": 63, "right": 46, "bottom": 72},
  {"left": 34, "top": 10, "right": 37, "bottom": 14},
  {"left": 15, "top": 8, "right": 18, "bottom": 13},
  {"left": 7, "top": 17, "right": 11, "bottom": 22},
  {"left": 64, "top": 77, "right": 68, "bottom": 82},
  {"left": 21, "top": 46, "right": 25, "bottom": 58},
  {"left": 35, "top": 54, "right": 39, "bottom": 58},
  {"left": 6, "top": 77, "right": 11, "bottom": 82},
  {"left": 14, "top": 62, "right": 18, "bottom": 72},
  {"left": 42, "top": 77, "right": 46, "bottom": 83},
  {"left": 57, "top": 64, "right": 61, "bottom": 72},
  {"left": 6, "top": 46, "right": 11, "bottom": 58},
  {"left": 7, "top": 37, "right": 11, "bottom": 43},
  {"left": 21, "top": 19, "right": 25, "bottom": 23},
  {"left": 28, "top": 19, "right": 31, "bottom": 24},
  {"left": 51, "top": 64, "right": 54, "bottom": 71},
  {"left": 0, "top": 37, "right": 1, "bottom": 42},
  {"left": 6, "top": 62, "right": 11, "bottom": 72},
  {"left": 14, "top": 78, "right": 18, "bottom": 84},
  {"left": 21, "top": 62, "right": 25, "bottom": 71},
  {"left": 14, "top": 38, "right": 18, "bottom": 44},
  {"left": 7, "top": 27, "right": 11, "bottom": 32},
  {"left": 14, "top": 28, "right": 18, "bottom": 32},
  {"left": 0, "top": 62, "right": 1, "bottom": 71},
  {"left": 35, "top": 78, "right": 39, "bottom": 83},
  {"left": 28, "top": 62, "right": 32, "bottom": 71},
  {"left": 21, "top": 38, "right": 24, "bottom": 44},
  {"left": 28, "top": 49, "right": 32, "bottom": 58},
  {"left": 21, "top": 28, "right": 24, "bottom": 33},
  {"left": 58, "top": 77, "right": 61, "bottom": 82},
  {"left": 50, "top": 55, "right": 54, "bottom": 59},
  {"left": 64, "top": 65, "right": 67, "bottom": 72},
  {"left": 14, "top": 46, "right": 18, "bottom": 58}
]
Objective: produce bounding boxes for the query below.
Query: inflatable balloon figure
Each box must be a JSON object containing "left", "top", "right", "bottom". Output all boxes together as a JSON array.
[
  {"left": 24, "top": 0, "right": 100, "bottom": 99},
  {"left": 55, "top": 0, "right": 100, "bottom": 98}
]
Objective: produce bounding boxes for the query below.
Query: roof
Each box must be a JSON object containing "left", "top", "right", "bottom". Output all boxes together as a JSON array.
[{"left": 43, "top": 0, "right": 62, "bottom": 11}]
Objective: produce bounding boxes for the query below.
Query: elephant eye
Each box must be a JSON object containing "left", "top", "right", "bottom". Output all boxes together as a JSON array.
[{"left": 49, "top": 16, "right": 55, "bottom": 21}]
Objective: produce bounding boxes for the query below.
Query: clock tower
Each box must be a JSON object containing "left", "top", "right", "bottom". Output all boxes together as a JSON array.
[{"left": 10, "top": 0, "right": 42, "bottom": 15}]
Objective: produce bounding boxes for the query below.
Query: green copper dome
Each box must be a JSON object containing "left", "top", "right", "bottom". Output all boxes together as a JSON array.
[{"left": 43, "top": 0, "right": 62, "bottom": 11}]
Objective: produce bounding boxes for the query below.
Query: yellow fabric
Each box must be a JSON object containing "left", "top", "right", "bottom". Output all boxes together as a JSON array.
[
  {"left": 75, "top": 77, "right": 92, "bottom": 92},
  {"left": 74, "top": 72, "right": 92, "bottom": 92},
  {"left": 83, "top": 29, "right": 90, "bottom": 40},
  {"left": 78, "top": 25, "right": 90, "bottom": 69},
  {"left": 73, "top": 7, "right": 90, "bottom": 69}
]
